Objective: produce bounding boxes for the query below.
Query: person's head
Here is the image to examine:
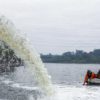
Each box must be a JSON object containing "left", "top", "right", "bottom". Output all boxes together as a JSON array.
[{"left": 87, "top": 70, "right": 92, "bottom": 78}]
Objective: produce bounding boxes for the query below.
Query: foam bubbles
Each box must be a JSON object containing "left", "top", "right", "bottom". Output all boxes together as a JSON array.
[{"left": 0, "top": 16, "right": 53, "bottom": 95}]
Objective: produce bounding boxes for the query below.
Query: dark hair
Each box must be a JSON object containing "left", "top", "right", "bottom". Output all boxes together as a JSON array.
[{"left": 87, "top": 70, "right": 92, "bottom": 78}]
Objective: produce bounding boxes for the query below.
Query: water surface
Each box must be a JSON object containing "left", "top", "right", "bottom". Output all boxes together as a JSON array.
[{"left": 0, "top": 63, "right": 100, "bottom": 100}]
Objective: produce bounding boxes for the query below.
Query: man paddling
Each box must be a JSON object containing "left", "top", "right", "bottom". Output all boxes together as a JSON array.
[{"left": 83, "top": 70, "right": 100, "bottom": 85}]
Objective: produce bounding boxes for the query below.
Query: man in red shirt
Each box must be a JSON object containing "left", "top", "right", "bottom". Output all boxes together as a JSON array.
[{"left": 83, "top": 70, "right": 99, "bottom": 85}]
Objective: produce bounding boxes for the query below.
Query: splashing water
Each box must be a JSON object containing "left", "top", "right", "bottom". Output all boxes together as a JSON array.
[{"left": 0, "top": 16, "right": 53, "bottom": 95}]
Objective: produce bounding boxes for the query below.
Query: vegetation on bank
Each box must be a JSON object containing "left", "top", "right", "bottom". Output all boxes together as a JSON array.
[
  {"left": 0, "top": 40, "right": 100, "bottom": 73},
  {"left": 41, "top": 49, "right": 100, "bottom": 63}
]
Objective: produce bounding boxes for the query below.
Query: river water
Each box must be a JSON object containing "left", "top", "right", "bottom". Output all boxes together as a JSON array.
[{"left": 0, "top": 63, "right": 100, "bottom": 100}]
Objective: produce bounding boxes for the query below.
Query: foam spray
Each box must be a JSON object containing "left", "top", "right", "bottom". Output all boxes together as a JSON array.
[{"left": 0, "top": 16, "right": 53, "bottom": 95}]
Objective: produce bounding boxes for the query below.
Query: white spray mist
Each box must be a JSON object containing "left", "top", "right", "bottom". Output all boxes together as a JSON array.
[{"left": 0, "top": 16, "right": 53, "bottom": 95}]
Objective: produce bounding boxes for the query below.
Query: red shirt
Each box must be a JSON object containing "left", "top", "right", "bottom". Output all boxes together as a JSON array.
[{"left": 84, "top": 72, "right": 97, "bottom": 83}]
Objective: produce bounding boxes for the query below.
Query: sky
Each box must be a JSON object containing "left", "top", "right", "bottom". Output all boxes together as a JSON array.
[{"left": 0, "top": 0, "right": 100, "bottom": 54}]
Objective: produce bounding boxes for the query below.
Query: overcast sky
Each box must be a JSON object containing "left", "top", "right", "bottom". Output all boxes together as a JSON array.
[{"left": 0, "top": 0, "right": 100, "bottom": 54}]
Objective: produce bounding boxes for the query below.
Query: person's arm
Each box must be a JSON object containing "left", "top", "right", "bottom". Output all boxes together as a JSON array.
[{"left": 83, "top": 73, "right": 88, "bottom": 85}]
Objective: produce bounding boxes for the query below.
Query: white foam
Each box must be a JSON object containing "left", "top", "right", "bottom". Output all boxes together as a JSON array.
[
  {"left": 11, "top": 83, "right": 39, "bottom": 90},
  {"left": 2, "top": 79, "right": 100, "bottom": 100},
  {"left": 2, "top": 79, "right": 12, "bottom": 85},
  {"left": 35, "top": 84, "right": 100, "bottom": 100},
  {"left": 0, "top": 16, "right": 53, "bottom": 95},
  {"left": 2, "top": 79, "right": 39, "bottom": 91}
]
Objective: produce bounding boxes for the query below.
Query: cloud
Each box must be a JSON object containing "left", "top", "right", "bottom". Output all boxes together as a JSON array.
[{"left": 0, "top": 0, "right": 100, "bottom": 53}]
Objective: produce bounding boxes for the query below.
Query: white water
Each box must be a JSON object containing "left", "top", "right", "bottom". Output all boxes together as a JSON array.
[
  {"left": 0, "top": 16, "right": 53, "bottom": 95},
  {"left": 0, "top": 63, "right": 100, "bottom": 100},
  {"left": 52, "top": 85, "right": 100, "bottom": 100},
  {"left": 27, "top": 84, "right": 100, "bottom": 100},
  {"left": 1, "top": 76, "right": 100, "bottom": 100}
]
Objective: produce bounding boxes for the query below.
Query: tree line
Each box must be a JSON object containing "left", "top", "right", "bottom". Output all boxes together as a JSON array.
[{"left": 41, "top": 49, "right": 100, "bottom": 63}]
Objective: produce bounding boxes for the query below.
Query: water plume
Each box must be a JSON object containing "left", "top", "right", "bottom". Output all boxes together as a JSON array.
[{"left": 0, "top": 16, "right": 53, "bottom": 95}]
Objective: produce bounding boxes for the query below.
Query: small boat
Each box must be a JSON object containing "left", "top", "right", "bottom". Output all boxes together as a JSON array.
[{"left": 88, "top": 79, "right": 100, "bottom": 86}]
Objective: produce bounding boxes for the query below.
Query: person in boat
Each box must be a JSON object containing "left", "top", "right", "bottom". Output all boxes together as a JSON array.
[{"left": 83, "top": 69, "right": 100, "bottom": 85}]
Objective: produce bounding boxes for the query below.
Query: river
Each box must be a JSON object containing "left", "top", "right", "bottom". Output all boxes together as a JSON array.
[{"left": 0, "top": 63, "right": 100, "bottom": 100}]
